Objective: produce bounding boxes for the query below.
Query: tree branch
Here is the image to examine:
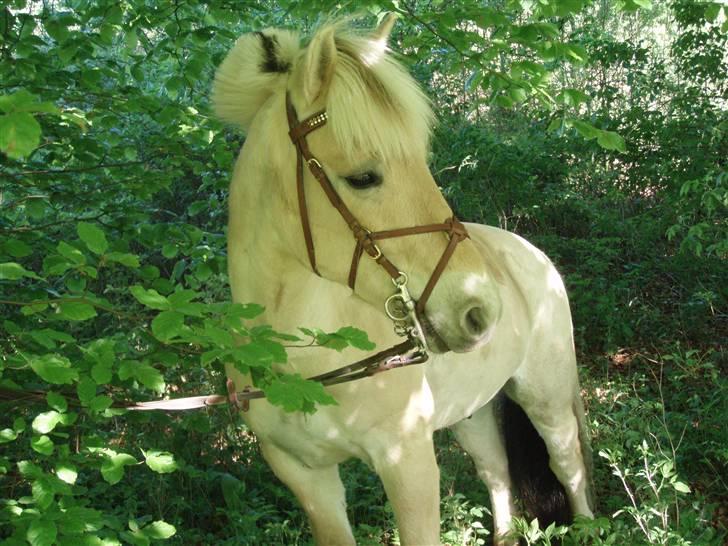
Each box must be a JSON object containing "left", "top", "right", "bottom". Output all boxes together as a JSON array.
[
  {"left": 399, "top": 1, "right": 475, "bottom": 60},
  {"left": 2, "top": 159, "right": 157, "bottom": 178}
]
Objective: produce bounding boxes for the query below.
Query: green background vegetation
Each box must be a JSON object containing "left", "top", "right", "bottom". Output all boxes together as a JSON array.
[{"left": 1, "top": 0, "right": 725, "bottom": 544}]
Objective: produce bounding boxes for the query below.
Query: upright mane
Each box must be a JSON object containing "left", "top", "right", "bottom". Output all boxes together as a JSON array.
[
  {"left": 322, "top": 24, "right": 435, "bottom": 161},
  {"left": 212, "top": 19, "right": 435, "bottom": 162}
]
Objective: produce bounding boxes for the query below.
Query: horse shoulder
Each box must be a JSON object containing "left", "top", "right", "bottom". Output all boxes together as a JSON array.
[{"left": 466, "top": 223, "right": 569, "bottom": 311}]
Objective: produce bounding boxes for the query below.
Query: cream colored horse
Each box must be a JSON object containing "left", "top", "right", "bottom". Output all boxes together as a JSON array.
[{"left": 214, "top": 16, "right": 594, "bottom": 546}]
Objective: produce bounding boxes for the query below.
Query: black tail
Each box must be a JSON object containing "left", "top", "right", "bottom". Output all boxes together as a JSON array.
[{"left": 502, "top": 395, "right": 572, "bottom": 527}]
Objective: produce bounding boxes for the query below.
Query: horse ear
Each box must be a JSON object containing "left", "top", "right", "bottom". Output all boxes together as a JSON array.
[
  {"left": 212, "top": 29, "right": 299, "bottom": 130},
  {"left": 300, "top": 26, "right": 337, "bottom": 104},
  {"left": 373, "top": 12, "right": 397, "bottom": 44}
]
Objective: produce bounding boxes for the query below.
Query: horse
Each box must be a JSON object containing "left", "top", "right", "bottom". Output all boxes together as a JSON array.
[{"left": 213, "top": 15, "right": 595, "bottom": 546}]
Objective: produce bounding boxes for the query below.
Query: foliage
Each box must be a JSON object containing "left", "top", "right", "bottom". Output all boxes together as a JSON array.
[{"left": 1, "top": 0, "right": 726, "bottom": 544}]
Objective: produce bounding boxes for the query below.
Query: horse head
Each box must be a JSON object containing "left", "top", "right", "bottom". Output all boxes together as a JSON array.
[{"left": 213, "top": 16, "right": 502, "bottom": 353}]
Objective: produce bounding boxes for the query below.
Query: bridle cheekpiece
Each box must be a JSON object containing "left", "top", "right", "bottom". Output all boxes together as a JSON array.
[{"left": 285, "top": 93, "right": 469, "bottom": 356}]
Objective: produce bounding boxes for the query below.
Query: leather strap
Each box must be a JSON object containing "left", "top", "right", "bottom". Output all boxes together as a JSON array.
[
  {"left": 0, "top": 338, "right": 426, "bottom": 412},
  {"left": 286, "top": 98, "right": 321, "bottom": 275},
  {"left": 285, "top": 93, "right": 469, "bottom": 314},
  {"left": 126, "top": 338, "right": 425, "bottom": 411}
]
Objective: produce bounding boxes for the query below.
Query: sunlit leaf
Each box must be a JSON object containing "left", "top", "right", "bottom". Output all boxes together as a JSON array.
[
  {"left": 31, "top": 354, "right": 78, "bottom": 384},
  {"left": 0, "top": 112, "right": 41, "bottom": 159},
  {"left": 143, "top": 450, "right": 178, "bottom": 473}
]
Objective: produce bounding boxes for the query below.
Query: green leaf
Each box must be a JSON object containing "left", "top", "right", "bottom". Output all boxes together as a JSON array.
[
  {"left": 558, "top": 88, "right": 590, "bottom": 107},
  {"left": 31, "top": 435, "right": 54, "bottom": 456},
  {"left": 46, "top": 392, "right": 68, "bottom": 412},
  {"left": 571, "top": 119, "right": 600, "bottom": 140},
  {"left": 58, "top": 300, "right": 97, "bottom": 321},
  {"left": 85, "top": 339, "right": 115, "bottom": 384},
  {"left": 3, "top": 238, "right": 32, "bottom": 258},
  {"left": 91, "top": 362, "right": 113, "bottom": 384},
  {"left": 101, "top": 452, "right": 137, "bottom": 485},
  {"left": 55, "top": 462, "right": 78, "bottom": 484},
  {"left": 673, "top": 481, "right": 691, "bottom": 493},
  {"left": 547, "top": 118, "right": 563, "bottom": 133},
  {"left": 77, "top": 376, "right": 97, "bottom": 404},
  {"left": 152, "top": 311, "right": 185, "bottom": 341},
  {"left": 13, "top": 417, "right": 25, "bottom": 433},
  {"left": 30, "top": 328, "right": 75, "bottom": 349},
  {"left": 18, "top": 460, "right": 44, "bottom": 478},
  {"left": 57, "top": 241, "right": 86, "bottom": 265},
  {"left": 59, "top": 508, "right": 103, "bottom": 537},
  {"left": 334, "top": 326, "right": 376, "bottom": 351},
  {"left": 0, "top": 90, "right": 53, "bottom": 113},
  {"left": 264, "top": 374, "right": 337, "bottom": 414},
  {"left": 187, "top": 200, "right": 208, "bottom": 215},
  {"left": 27, "top": 518, "right": 57, "bottom": 546},
  {"left": 77, "top": 222, "right": 108, "bottom": 255},
  {"left": 134, "top": 363, "right": 166, "bottom": 393},
  {"left": 89, "top": 395, "right": 113, "bottom": 412},
  {"left": 32, "top": 478, "right": 55, "bottom": 509},
  {"left": 194, "top": 262, "right": 212, "bottom": 281},
  {"left": 142, "top": 521, "right": 176, "bottom": 540},
  {"left": 161, "top": 243, "right": 178, "bottom": 258},
  {"left": 0, "top": 428, "right": 18, "bottom": 443},
  {"left": 31, "top": 354, "right": 79, "bottom": 384},
  {"left": 22, "top": 303, "right": 48, "bottom": 316},
  {"left": 143, "top": 450, "right": 178, "bottom": 473},
  {"left": 130, "top": 285, "right": 170, "bottom": 310},
  {"left": 562, "top": 44, "right": 589, "bottom": 64},
  {"left": 0, "top": 112, "right": 41, "bottom": 159},
  {"left": 0, "top": 262, "right": 40, "bottom": 280},
  {"left": 304, "top": 328, "right": 348, "bottom": 351},
  {"left": 231, "top": 342, "right": 274, "bottom": 368},
  {"left": 118, "top": 361, "right": 165, "bottom": 392},
  {"left": 597, "top": 130, "right": 626, "bottom": 152},
  {"left": 58, "top": 44, "right": 79, "bottom": 64},
  {"left": 32, "top": 411, "right": 62, "bottom": 434},
  {"left": 705, "top": 3, "right": 722, "bottom": 22},
  {"left": 227, "top": 302, "right": 265, "bottom": 319},
  {"left": 106, "top": 252, "right": 140, "bottom": 267}
]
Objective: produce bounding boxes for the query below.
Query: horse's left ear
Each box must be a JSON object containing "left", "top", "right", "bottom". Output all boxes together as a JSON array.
[
  {"left": 300, "top": 26, "right": 337, "bottom": 104},
  {"left": 373, "top": 13, "right": 397, "bottom": 44}
]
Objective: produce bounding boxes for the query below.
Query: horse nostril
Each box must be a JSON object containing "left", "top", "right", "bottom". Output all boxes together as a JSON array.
[{"left": 463, "top": 306, "right": 489, "bottom": 338}]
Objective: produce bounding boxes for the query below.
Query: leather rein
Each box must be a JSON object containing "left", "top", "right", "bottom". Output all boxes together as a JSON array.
[{"left": 5, "top": 95, "right": 469, "bottom": 413}]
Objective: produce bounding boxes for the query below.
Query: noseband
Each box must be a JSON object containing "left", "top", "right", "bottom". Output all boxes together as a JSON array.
[{"left": 285, "top": 93, "right": 468, "bottom": 347}]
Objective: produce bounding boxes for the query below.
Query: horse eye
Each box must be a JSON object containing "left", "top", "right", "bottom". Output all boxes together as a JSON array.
[{"left": 345, "top": 172, "right": 381, "bottom": 189}]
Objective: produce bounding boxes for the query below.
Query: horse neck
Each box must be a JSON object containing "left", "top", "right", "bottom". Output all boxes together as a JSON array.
[{"left": 226, "top": 105, "right": 401, "bottom": 341}]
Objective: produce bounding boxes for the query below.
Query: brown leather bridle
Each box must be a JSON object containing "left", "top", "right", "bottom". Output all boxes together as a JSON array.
[{"left": 285, "top": 93, "right": 469, "bottom": 321}]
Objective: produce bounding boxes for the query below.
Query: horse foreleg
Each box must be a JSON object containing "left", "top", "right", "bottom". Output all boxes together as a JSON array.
[
  {"left": 371, "top": 437, "right": 441, "bottom": 546},
  {"left": 452, "top": 401, "right": 518, "bottom": 546},
  {"left": 259, "top": 441, "right": 355, "bottom": 546}
]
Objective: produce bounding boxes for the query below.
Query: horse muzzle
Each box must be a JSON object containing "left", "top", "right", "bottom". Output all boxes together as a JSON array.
[{"left": 417, "top": 274, "right": 501, "bottom": 354}]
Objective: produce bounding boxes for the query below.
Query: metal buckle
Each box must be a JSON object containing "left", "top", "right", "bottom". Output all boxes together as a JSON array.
[
  {"left": 307, "top": 157, "right": 322, "bottom": 169},
  {"left": 362, "top": 228, "right": 382, "bottom": 260},
  {"left": 385, "top": 273, "right": 411, "bottom": 321},
  {"left": 383, "top": 272, "right": 429, "bottom": 352}
]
